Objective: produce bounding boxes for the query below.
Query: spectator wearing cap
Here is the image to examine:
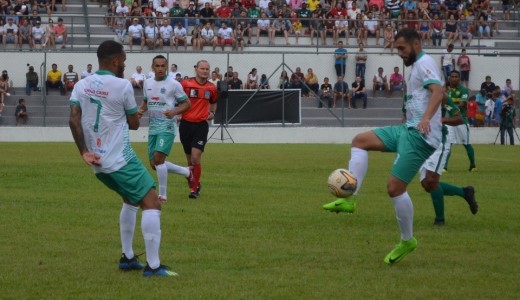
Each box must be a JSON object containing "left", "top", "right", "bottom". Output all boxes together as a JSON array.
[
  {"left": 53, "top": 17, "right": 67, "bottom": 48},
  {"left": 3, "top": 17, "right": 19, "bottom": 47},
  {"left": 31, "top": 20, "right": 46, "bottom": 48},
  {"left": 184, "top": 1, "right": 200, "bottom": 28},
  {"left": 128, "top": 17, "right": 145, "bottom": 50}
]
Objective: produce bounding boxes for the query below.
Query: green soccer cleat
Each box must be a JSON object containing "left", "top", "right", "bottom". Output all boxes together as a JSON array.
[
  {"left": 384, "top": 237, "right": 418, "bottom": 265},
  {"left": 322, "top": 198, "right": 356, "bottom": 214}
]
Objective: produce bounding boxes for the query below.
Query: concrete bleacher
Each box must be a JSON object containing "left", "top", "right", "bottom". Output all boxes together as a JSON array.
[
  {"left": 0, "top": 87, "right": 403, "bottom": 127},
  {"left": 58, "top": 0, "right": 520, "bottom": 51}
]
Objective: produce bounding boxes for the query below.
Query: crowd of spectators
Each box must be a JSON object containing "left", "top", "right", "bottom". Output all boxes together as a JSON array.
[{"left": 95, "top": 0, "right": 514, "bottom": 51}]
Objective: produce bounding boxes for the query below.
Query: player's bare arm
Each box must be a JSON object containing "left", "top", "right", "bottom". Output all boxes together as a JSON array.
[
  {"left": 207, "top": 103, "right": 217, "bottom": 120},
  {"left": 164, "top": 99, "right": 191, "bottom": 119},
  {"left": 442, "top": 112, "right": 463, "bottom": 126},
  {"left": 127, "top": 112, "right": 140, "bottom": 130},
  {"left": 138, "top": 100, "right": 148, "bottom": 118},
  {"left": 69, "top": 104, "right": 101, "bottom": 166}
]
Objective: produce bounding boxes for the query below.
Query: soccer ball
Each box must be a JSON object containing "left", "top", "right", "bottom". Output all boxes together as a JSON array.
[{"left": 327, "top": 169, "right": 357, "bottom": 198}]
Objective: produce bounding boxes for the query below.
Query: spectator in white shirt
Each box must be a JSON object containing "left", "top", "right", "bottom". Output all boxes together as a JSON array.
[
  {"left": 159, "top": 19, "right": 174, "bottom": 49},
  {"left": 173, "top": 21, "right": 188, "bottom": 50},
  {"left": 131, "top": 66, "right": 146, "bottom": 89},
  {"left": 127, "top": 18, "right": 144, "bottom": 51},
  {"left": 144, "top": 18, "right": 163, "bottom": 49}
]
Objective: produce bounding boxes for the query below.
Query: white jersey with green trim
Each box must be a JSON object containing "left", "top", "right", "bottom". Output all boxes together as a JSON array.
[
  {"left": 143, "top": 76, "right": 188, "bottom": 136},
  {"left": 404, "top": 51, "right": 443, "bottom": 148},
  {"left": 70, "top": 70, "right": 138, "bottom": 174}
]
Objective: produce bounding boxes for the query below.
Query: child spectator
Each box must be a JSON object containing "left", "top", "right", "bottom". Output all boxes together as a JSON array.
[
  {"left": 467, "top": 95, "right": 478, "bottom": 127},
  {"left": 15, "top": 98, "right": 28, "bottom": 126}
]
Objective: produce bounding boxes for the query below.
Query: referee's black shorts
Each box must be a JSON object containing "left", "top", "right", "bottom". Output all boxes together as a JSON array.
[{"left": 179, "top": 120, "right": 209, "bottom": 154}]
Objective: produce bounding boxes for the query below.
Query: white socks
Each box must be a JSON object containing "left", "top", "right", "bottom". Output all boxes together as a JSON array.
[
  {"left": 155, "top": 163, "right": 168, "bottom": 197},
  {"left": 142, "top": 209, "right": 162, "bottom": 269},
  {"left": 156, "top": 162, "right": 190, "bottom": 198},
  {"left": 391, "top": 192, "right": 414, "bottom": 241},
  {"left": 349, "top": 147, "right": 368, "bottom": 195},
  {"left": 165, "top": 161, "right": 189, "bottom": 177},
  {"left": 120, "top": 203, "right": 138, "bottom": 259}
]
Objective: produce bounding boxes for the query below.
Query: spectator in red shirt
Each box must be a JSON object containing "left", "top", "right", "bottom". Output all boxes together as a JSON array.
[
  {"left": 215, "top": 0, "right": 232, "bottom": 27},
  {"left": 467, "top": 95, "right": 478, "bottom": 127}
]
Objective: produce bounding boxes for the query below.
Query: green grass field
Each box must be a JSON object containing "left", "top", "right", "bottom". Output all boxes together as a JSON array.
[{"left": 0, "top": 142, "right": 519, "bottom": 299}]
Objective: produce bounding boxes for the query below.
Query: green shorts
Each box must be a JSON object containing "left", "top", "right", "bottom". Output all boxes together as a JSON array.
[
  {"left": 374, "top": 125, "right": 436, "bottom": 184},
  {"left": 148, "top": 132, "right": 175, "bottom": 161},
  {"left": 95, "top": 157, "right": 156, "bottom": 204}
]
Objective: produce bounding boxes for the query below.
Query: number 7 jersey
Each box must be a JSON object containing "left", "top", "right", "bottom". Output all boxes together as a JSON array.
[{"left": 70, "top": 70, "right": 138, "bottom": 173}]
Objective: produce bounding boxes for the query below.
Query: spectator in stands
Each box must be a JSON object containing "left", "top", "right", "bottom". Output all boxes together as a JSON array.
[
  {"left": 114, "top": 12, "right": 128, "bottom": 43},
  {"left": 444, "top": 14, "right": 458, "bottom": 46},
  {"left": 199, "top": 2, "right": 215, "bottom": 26},
  {"left": 46, "top": 63, "right": 64, "bottom": 95},
  {"left": 185, "top": 1, "right": 200, "bottom": 29},
  {"left": 104, "top": 3, "right": 115, "bottom": 28},
  {"left": 382, "top": 23, "right": 395, "bottom": 53},
  {"left": 308, "top": 10, "right": 321, "bottom": 46},
  {"left": 403, "top": 0, "right": 417, "bottom": 15},
  {"left": 456, "top": 49, "right": 471, "bottom": 88},
  {"left": 35, "top": 0, "right": 50, "bottom": 16},
  {"left": 81, "top": 64, "right": 94, "bottom": 79},
  {"left": 417, "top": 14, "right": 431, "bottom": 46},
  {"left": 160, "top": 18, "right": 175, "bottom": 49},
  {"left": 155, "top": 0, "right": 169, "bottom": 15},
  {"left": 351, "top": 75, "right": 367, "bottom": 109},
  {"left": 458, "top": 14, "right": 472, "bottom": 47},
  {"left": 213, "top": 67, "right": 223, "bottom": 80},
  {"left": 486, "top": 8, "right": 499, "bottom": 36},
  {"left": 246, "top": 68, "right": 259, "bottom": 89},
  {"left": 430, "top": 13, "right": 443, "bottom": 47},
  {"left": 372, "top": 67, "right": 388, "bottom": 97},
  {"left": 322, "top": 14, "right": 336, "bottom": 46},
  {"left": 130, "top": 1, "right": 142, "bottom": 17},
  {"left": 209, "top": 70, "right": 220, "bottom": 87},
  {"left": 297, "top": 2, "right": 311, "bottom": 35},
  {"left": 223, "top": 66, "right": 233, "bottom": 81},
  {"left": 333, "top": 75, "right": 349, "bottom": 108},
  {"left": 477, "top": 14, "right": 490, "bottom": 39},
  {"left": 502, "top": 0, "right": 512, "bottom": 21},
  {"left": 480, "top": 75, "right": 496, "bottom": 95},
  {"left": 235, "top": 10, "right": 252, "bottom": 45},
  {"left": 279, "top": 70, "right": 290, "bottom": 89},
  {"left": 31, "top": 21, "right": 45, "bottom": 48},
  {"left": 319, "top": 77, "right": 332, "bottom": 108},
  {"left": 290, "top": 67, "right": 305, "bottom": 92},
  {"left": 29, "top": 9, "right": 42, "bottom": 26},
  {"left": 334, "top": 40, "right": 347, "bottom": 77},
  {"left": 43, "top": 18, "right": 55, "bottom": 48},
  {"left": 142, "top": 1, "right": 156, "bottom": 19},
  {"left": 173, "top": 21, "right": 187, "bottom": 50},
  {"left": 3, "top": 17, "right": 19, "bottom": 48},
  {"left": 15, "top": 98, "right": 28, "bottom": 125},
  {"left": 217, "top": 21, "right": 235, "bottom": 51},
  {"left": 200, "top": 21, "right": 216, "bottom": 50},
  {"left": 18, "top": 18, "right": 32, "bottom": 49},
  {"left": 405, "top": 11, "right": 419, "bottom": 31},
  {"left": 128, "top": 17, "right": 145, "bottom": 51},
  {"left": 502, "top": 79, "right": 514, "bottom": 97},
  {"left": 116, "top": 0, "right": 130, "bottom": 15},
  {"left": 131, "top": 65, "right": 146, "bottom": 89},
  {"left": 215, "top": 0, "right": 232, "bottom": 28},
  {"left": 467, "top": 95, "right": 478, "bottom": 127},
  {"left": 334, "top": 15, "right": 348, "bottom": 46},
  {"left": 63, "top": 64, "right": 78, "bottom": 95},
  {"left": 256, "top": 11, "right": 272, "bottom": 45},
  {"left": 355, "top": 42, "right": 368, "bottom": 80},
  {"left": 441, "top": 43, "right": 455, "bottom": 83},
  {"left": 389, "top": 66, "right": 404, "bottom": 96},
  {"left": 228, "top": 71, "right": 243, "bottom": 89},
  {"left": 304, "top": 68, "right": 319, "bottom": 97},
  {"left": 287, "top": 13, "right": 301, "bottom": 44},
  {"left": 271, "top": 15, "right": 289, "bottom": 46},
  {"left": 259, "top": 74, "right": 270, "bottom": 89},
  {"left": 233, "top": 22, "right": 245, "bottom": 51},
  {"left": 169, "top": 2, "right": 184, "bottom": 27},
  {"left": 386, "top": 0, "right": 402, "bottom": 18},
  {"left": 54, "top": 17, "right": 67, "bottom": 48},
  {"left": 363, "top": 11, "right": 380, "bottom": 46},
  {"left": 167, "top": 64, "right": 180, "bottom": 80},
  {"left": 0, "top": 70, "right": 9, "bottom": 110},
  {"left": 144, "top": 18, "right": 163, "bottom": 49},
  {"left": 25, "top": 65, "right": 39, "bottom": 95}
]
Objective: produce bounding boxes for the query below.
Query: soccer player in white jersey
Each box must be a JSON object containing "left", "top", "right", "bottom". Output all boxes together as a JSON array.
[
  {"left": 323, "top": 28, "right": 444, "bottom": 265},
  {"left": 69, "top": 41, "right": 177, "bottom": 277},
  {"left": 138, "top": 55, "right": 193, "bottom": 203}
]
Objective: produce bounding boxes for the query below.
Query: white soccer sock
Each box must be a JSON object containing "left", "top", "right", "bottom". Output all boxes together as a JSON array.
[
  {"left": 142, "top": 209, "right": 162, "bottom": 269},
  {"left": 120, "top": 203, "right": 138, "bottom": 259},
  {"left": 155, "top": 163, "right": 168, "bottom": 198},
  {"left": 165, "top": 161, "right": 190, "bottom": 177},
  {"left": 391, "top": 192, "right": 414, "bottom": 241},
  {"left": 349, "top": 147, "right": 368, "bottom": 195}
]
